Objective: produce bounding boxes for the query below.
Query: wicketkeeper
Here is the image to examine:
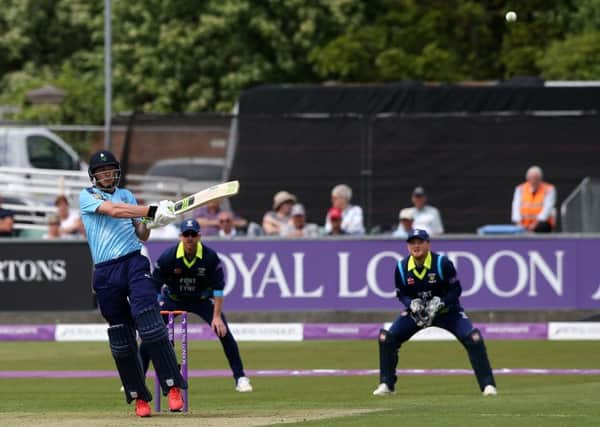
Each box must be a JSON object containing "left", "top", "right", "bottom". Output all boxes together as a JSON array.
[
  {"left": 140, "top": 219, "right": 253, "bottom": 393},
  {"left": 373, "top": 229, "right": 497, "bottom": 396}
]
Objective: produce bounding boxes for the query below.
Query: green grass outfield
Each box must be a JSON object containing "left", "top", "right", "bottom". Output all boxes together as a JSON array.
[{"left": 0, "top": 340, "right": 599, "bottom": 426}]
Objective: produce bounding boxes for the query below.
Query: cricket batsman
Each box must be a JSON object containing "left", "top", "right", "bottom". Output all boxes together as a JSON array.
[
  {"left": 80, "top": 149, "right": 188, "bottom": 417},
  {"left": 373, "top": 229, "right": 497, "bottom": 396}
]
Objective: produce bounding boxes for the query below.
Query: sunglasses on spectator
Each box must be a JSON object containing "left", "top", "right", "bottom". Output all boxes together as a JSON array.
[
  {"left": 182, "top": 231, "right": 199, "bottom": 237},
  {"left": 219, "top": 219, "right": 232, "bottom": 223}
]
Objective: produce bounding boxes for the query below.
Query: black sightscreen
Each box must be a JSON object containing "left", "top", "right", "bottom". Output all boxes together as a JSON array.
[{"left": 230, "top": 84, "right": 600, "bottom": 232}]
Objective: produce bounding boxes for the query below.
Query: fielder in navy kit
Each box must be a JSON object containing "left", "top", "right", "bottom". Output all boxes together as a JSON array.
[
  {"left": 80, "top": 150, "right": 188, "bottom": 417},
  {"left": 373, "top": 229, "right": 497, "bottom": 396},
  {"left": 141, "top": 219, "right": 253, "bottom": 392}
]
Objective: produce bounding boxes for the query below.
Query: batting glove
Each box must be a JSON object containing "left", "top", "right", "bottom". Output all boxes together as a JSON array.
[
  {"left": 145, "top": 200, "right": 176, "bottom": 228},
  {"left": 154, "top": 200, "right": 176, "bottom": 226}
]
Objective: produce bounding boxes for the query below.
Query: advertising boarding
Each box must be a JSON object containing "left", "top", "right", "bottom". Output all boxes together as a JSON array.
[{"left": 147, "top": 237, "right": 600, "bottom": 312}]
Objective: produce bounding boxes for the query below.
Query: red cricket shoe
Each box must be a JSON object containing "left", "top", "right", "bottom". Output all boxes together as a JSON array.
[
  {"left": 135, "top": 399, "right": 152, "bottom": 417},
  {"left": 167, "top": 387, "right": 184, "bottom": 412}
]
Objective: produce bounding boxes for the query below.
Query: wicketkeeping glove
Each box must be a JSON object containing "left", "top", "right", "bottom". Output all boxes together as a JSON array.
[
  {"left": 409, "top": 298, "right": 425, "bottom": 314},
  {"left": 425, "top": 296, "right": 445, "bottom": 320},
  {"left": 409, "top": 298, "right": 430, "bottom": 327}
]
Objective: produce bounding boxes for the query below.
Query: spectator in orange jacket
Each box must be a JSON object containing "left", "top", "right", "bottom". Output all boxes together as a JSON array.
[{"left": 511, "top": 166, "right": 556, "bottom": 233}]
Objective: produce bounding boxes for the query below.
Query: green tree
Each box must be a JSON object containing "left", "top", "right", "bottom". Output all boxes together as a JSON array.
[
  {"left": 539, "top": 31, "right": 600, "bottom": 79},
  {"left": 109, "top": 0, "right": 360, "bottom": 112},
  {"left": 0, "top": 0, "right": 590, "bottom": 124},
  {"left": 538, "top": 0, "right": 600, "bottom": 79}
]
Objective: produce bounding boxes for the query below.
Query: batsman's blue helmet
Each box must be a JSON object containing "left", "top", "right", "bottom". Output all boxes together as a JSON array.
[
  {"left": 88, "top": 150, "right": 121, "bottom": 189},
  {"left": 88, "top": 150, "right": 120, "bottom": 177}
]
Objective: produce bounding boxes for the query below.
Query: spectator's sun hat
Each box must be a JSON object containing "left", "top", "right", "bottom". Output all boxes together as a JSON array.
[
  {"left": 290, "top": 203, "right": 305, "bottom": 217},
  {"left": 273, "top": 191, "right": 297, "bottom": 210},
  {"left": 399, "top": 208, "right": 414, "bottom": 221}
]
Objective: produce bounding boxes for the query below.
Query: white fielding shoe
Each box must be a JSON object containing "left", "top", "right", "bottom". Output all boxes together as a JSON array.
[
  {"left": 235, "top": 376, "right": 253, "bottom": 392},
  {"left": 482, "top": 385, "right": 497, "bottom": 396},
  {"left": 372, "top": 383, "right": 395, "bottom": 396}
]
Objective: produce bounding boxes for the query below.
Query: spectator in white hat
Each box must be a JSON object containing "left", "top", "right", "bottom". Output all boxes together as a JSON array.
[
  {"left": 262, "top": 190, "right": 297, "bottom": 235},
  {"left": 393, "top": 208, "right": 414, "bottom": 239}
]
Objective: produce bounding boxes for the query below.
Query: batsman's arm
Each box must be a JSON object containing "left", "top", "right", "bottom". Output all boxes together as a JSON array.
[
  {"left": 394, "top": 266, "right": 412, "bottom": 309},
  {"left": 97, "top": 200, "right": 156, "bottom": 219},
  {"left": 133, "top": 219, "right": 150, "bottom": 241}
]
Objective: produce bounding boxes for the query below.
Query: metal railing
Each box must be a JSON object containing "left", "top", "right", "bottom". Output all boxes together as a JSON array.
[
  {"left": 0, "top": 166, "right": 192, "bottom": 232},
  {"left": 560, "top": 177, "right": 600, "bottom": 232}
]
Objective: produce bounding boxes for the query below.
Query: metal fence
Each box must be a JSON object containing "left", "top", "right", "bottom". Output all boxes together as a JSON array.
[
  {"left": 561, "top": 177, "right": 600, "bottom": 232},
  {"left": 9, "top": 110, "right": 600, "bottom": 234}
]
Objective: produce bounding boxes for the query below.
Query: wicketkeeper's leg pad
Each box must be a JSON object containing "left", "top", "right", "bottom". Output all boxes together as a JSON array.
[
  {"left": 136, "top": 308, "right": 188, "bottom": 394},
  {"left": 378, "top": 329, "right": 401, "bottom": 389},
  {"left": 462, "top": 328, "right": 496, "bottom": 391},
  {"left": 108, "top": 324, "right": 152, "bottom": 403}
]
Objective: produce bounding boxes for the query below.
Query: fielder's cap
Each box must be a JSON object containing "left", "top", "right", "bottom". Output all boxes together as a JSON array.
[
  {"left": 406, "top": 228, "right": 430, "bottom": 242},
  {"left": 399, "top": 208, "right": 414, "bottom": 221},
  {"left": 0, "top": 208, "right": 14, "bottom": 219},
  {"left": 328, "top": 207, "right": 342, "bottom": 220},
  {"left": 180, "top": 218, "right": 200, "bottom": 234},
  {"left": 290, "top": 203, "right": 305, "bottom": 216},
  {"left": 412, "top": 186, "right": 426, "bottom": 197},
  {"left": 273, "top": 191, "right": 297, "bottom": 210}
]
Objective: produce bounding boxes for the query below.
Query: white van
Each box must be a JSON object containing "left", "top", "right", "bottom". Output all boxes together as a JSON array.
[{"left": 0, "top": 126, "right": 84, "bottom": 170}]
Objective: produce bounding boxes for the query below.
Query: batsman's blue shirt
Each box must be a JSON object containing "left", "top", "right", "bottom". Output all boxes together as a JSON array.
[{"left": 80, "top": 186, "right": 142, "bottom": 264}]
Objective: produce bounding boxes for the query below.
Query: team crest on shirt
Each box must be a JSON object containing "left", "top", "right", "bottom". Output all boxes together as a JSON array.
[
  {"left": 407, "top": 277, "right": 414, "bottom": 285},
  {"left": 427, "top": 273, "right": 437, "bottom": 284},
  {"left": 196, "top": 267, "right": 206, "bottom": 277}
]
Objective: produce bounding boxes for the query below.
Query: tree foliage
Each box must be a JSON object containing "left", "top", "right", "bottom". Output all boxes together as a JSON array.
[
  {"left": 0, "top": 0, "right": 597, "bottom": 124},
  {"left": 538, "top": 0, "right": 600, "bottom": 79}
]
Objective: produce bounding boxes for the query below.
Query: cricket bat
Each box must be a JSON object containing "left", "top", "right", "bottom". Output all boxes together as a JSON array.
[{"left": 173, "top": 180, "right": 240, "bottom": 215}]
